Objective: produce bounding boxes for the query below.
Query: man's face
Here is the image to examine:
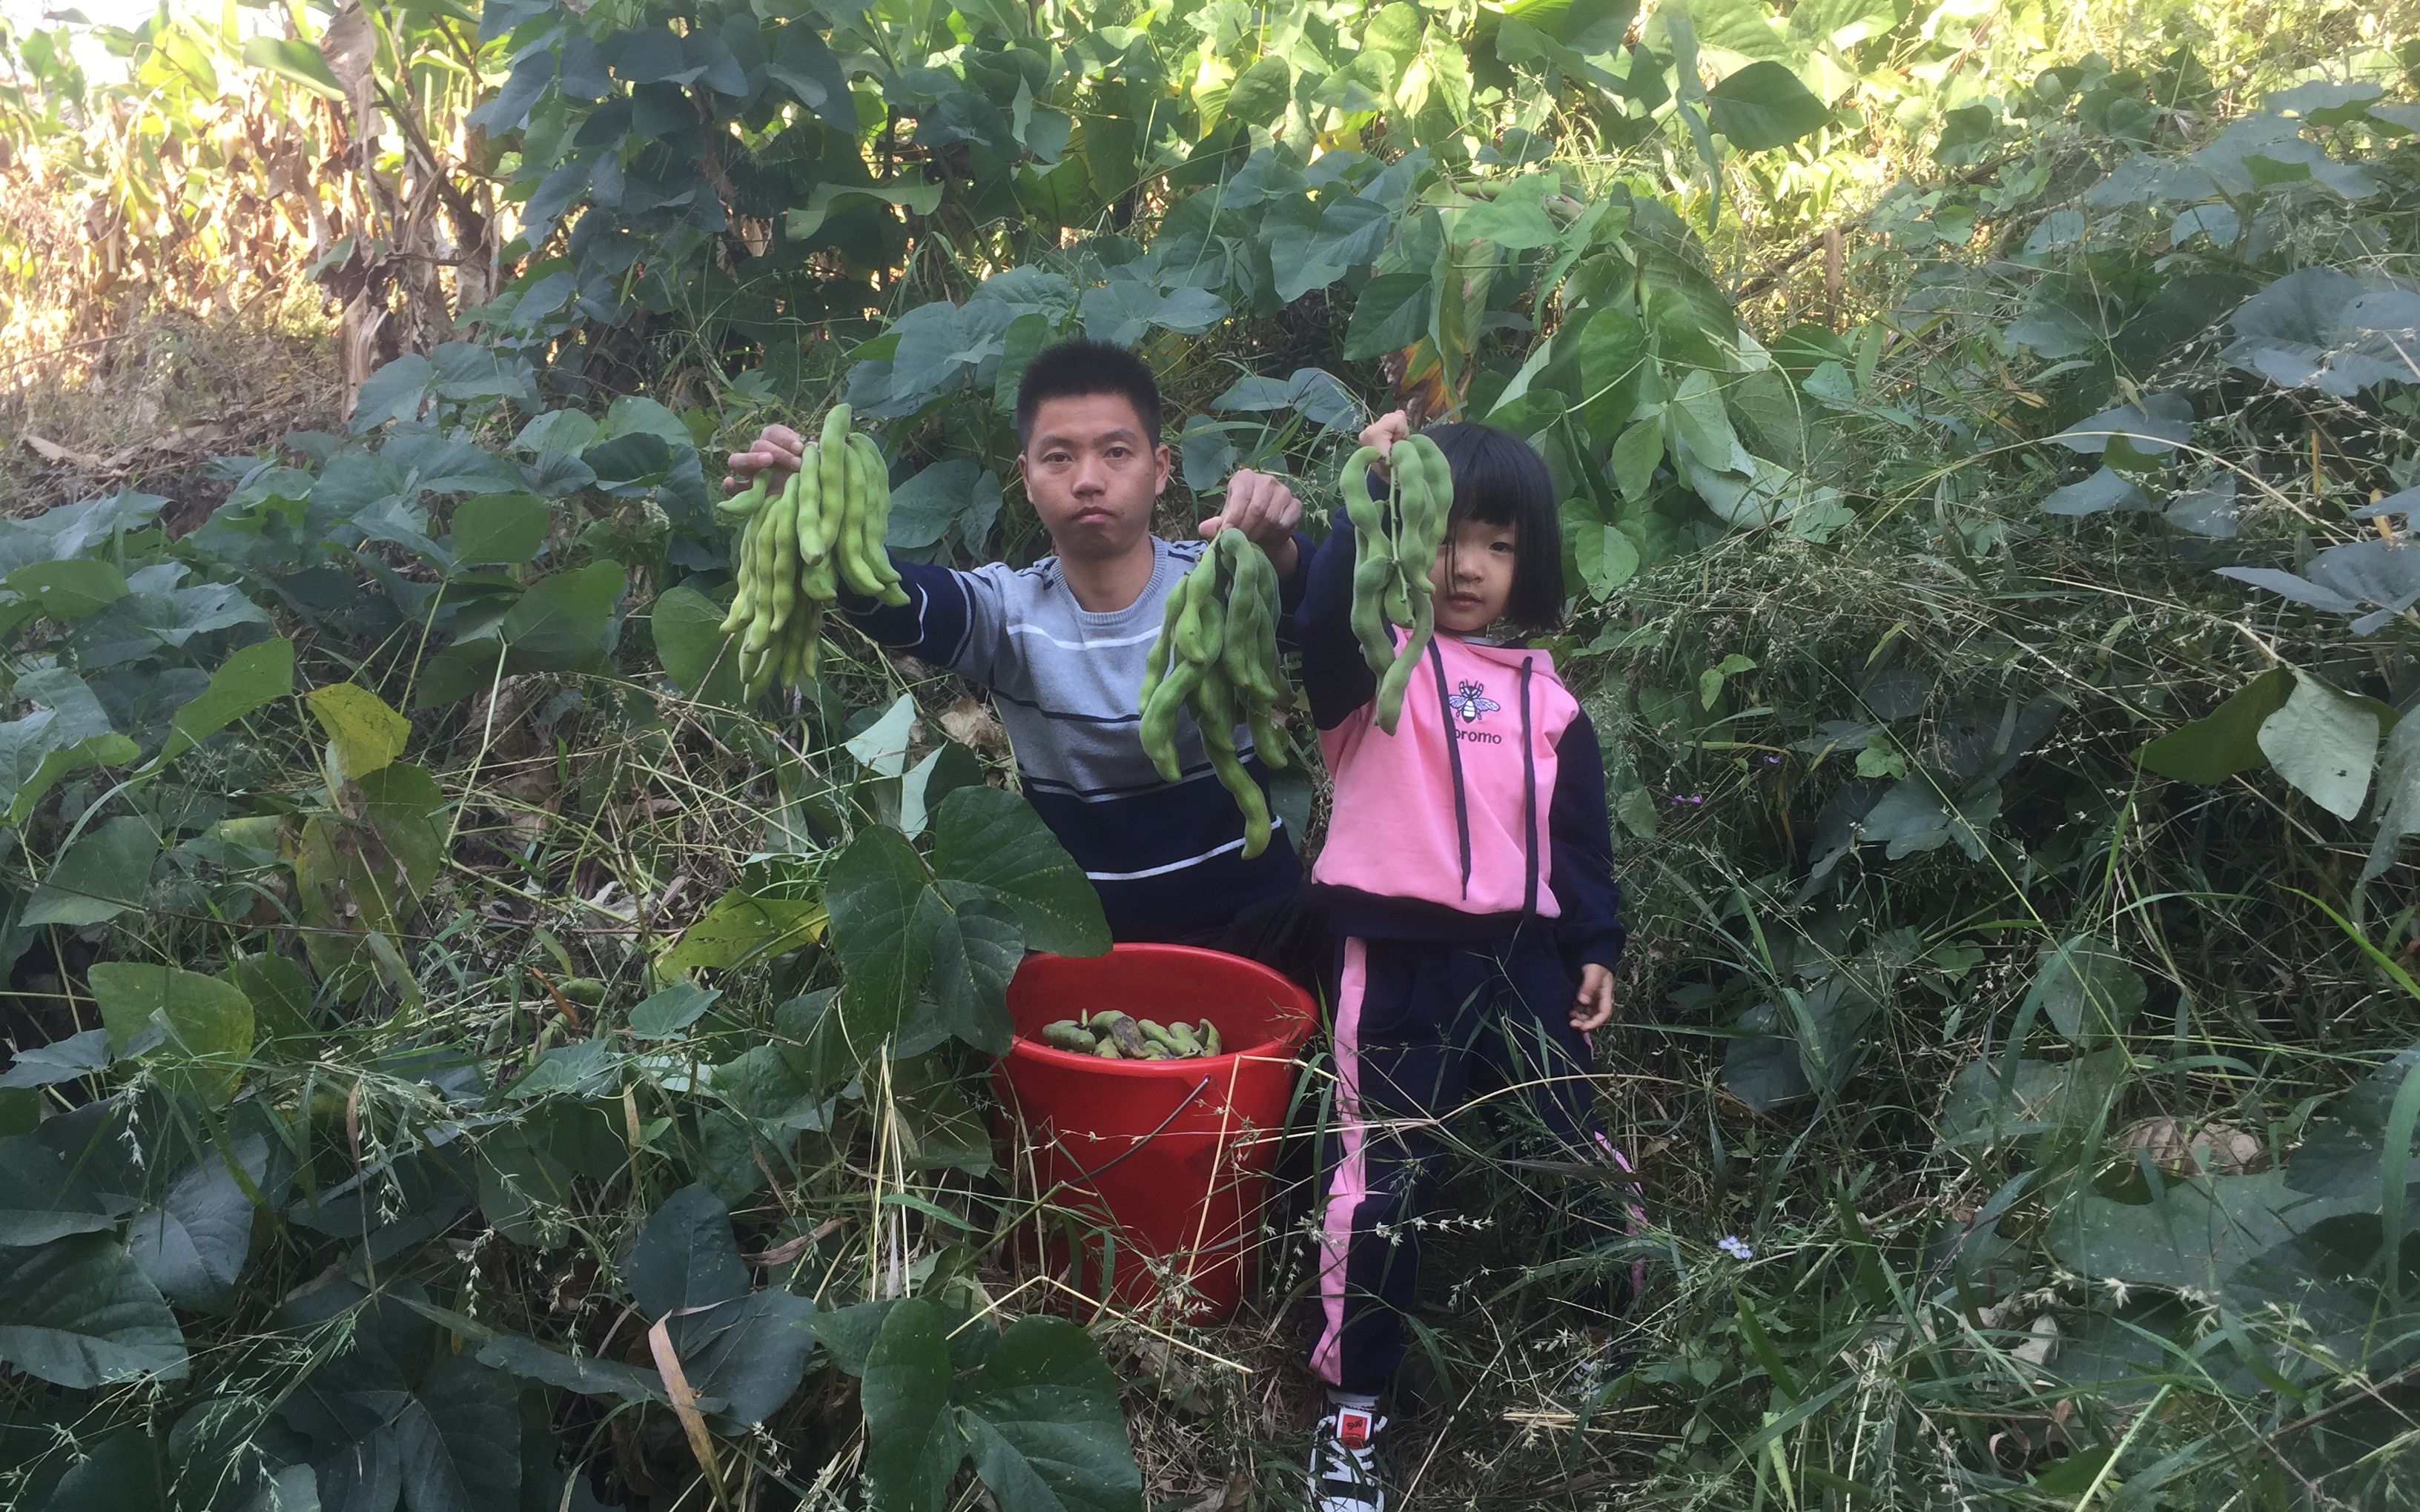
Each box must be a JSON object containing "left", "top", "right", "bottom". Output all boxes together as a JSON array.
[{"left": 1019, "top": 393, "right": 1171, "bottom": 562}]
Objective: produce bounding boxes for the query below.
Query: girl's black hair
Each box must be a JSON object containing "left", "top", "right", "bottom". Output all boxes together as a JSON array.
[{"left": 1422, "top": 420, "right": 1564, "bottom": 631}]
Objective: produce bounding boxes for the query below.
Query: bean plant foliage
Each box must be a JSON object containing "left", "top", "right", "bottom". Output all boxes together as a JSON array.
[{"left": 10, "top": 0, "right": 2420, "bottom": 1506}]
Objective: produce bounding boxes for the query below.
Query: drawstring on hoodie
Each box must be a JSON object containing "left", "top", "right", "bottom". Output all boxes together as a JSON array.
[
  {"left": 1427, "top": 640, "right": 1474, "bottom": 899},
  {"left": 1518, "top": 657, "right": 1538, "bottom": 916}
]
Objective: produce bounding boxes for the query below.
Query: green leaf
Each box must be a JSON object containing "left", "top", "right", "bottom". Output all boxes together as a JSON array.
[
  {"left": 1344, "top": 272, "right": 1432, "bottom": 361},
  {"left": 930, "top": 786, "right": 1111, "bottom": 958},
  {"left": 1706, "top": 61, "right": 1831, "bottom": 150},
  {"left": 1573, "top": 520, "right": 1641, "bottom": 600},
  {"left": 86, "top": 963, "right": 254, "bottom": 1101},
  {"left": 7, "top": 557, "right": 127, "bottom": 620},
  {"left": 921, "top": 895, "right": 1025, "bottom": 1055},
  {"left": 2140, "top": 668, "right": 2292, "bottom": 784},
  {"left": 150, "top": 637, "right": 294, "bottom": 770},
  {"left": 0, "top": 1233, "right": 187, "bottom": 1387},
  {"left": 862, "top": 1298, "right": 963, "bottom": 1512},
  {"left": 660, "top": 888, "right": 827, "bottom": 974},
  {"left": 226, "top": 952, "right": 316, "bottom": 1047},
  {"left": 0, "top": 1135, "right": 116, "bottom": 1246},
  {"left": 0, "top": 1028, "right": 111, "bottom": 1089},
  {"left": 1455, "top": 177, "right": 1558, "bottom": 251},
  {"left": 847, "top": 694, "right": 920, "bottom": 778},
  {"left": 450, "top": 493, "right": 548, "bottom": 565},
  {"left": 627, "top": 1184, "right": 750, "bottom": 1320},
  {"left": 347, "top": 353, "right": 435, "bottom": 431},
  {"left": 1545, "top": 305, "right": 1650, "bottom": 437},
  {"left": 2258, "top": 673, "right": 2379, "bottom": 820},
  {"left": 2027, "top": 937, "right": 2146, "bottom": 1048},
  {"left": 958, "top": 1315, "right": 1143, "bottom": 1512},
  {"left": 305, "top": 682, "right": 411, "bottom": 781},
  {"left": 1638, "top": 245, "right": 1735, "bottom": 371},
  {"left": 667, "top": 1288, "right": 819, "bottom": 1426},
  {"left": 240, "top": 35, "right": 346, "bottom": 100},
  {"left": 830, "top": 826, "right": 936, "bottom": 1051},
  {"left": 1226, "top": 54, "right": 1292, "bottom": 128},
  {"left": 127, "top": 1134, "right": 277, "bottom": 1311},
  {"left": 500, "top": 561, "right": 625, "bottom": 672},
  {"left": 1610, "top": 422, "right": 1664, "bottom": 502},
  {"left": 1664, "top": 369, "right": 1740, "bottom": 466},
  {"left": 629, "top": 982, "right": 721, "bottom": 1038},
  {"left": 0, "top": 669, "right": 138, "bottom": 825},
  {"left": 649, "top": 585, "right": 744, "bottom": 703},
  {"left": 21, "top": 815, "right": 159, "bottom": 928},
  {"left": 2367, "top": 712, "right": 2420, "bottom": 883}
]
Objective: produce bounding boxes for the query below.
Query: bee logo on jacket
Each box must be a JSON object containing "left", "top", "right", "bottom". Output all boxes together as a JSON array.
[{"left": 1449, "top": 681, "right": 1501, "bottom": 723}]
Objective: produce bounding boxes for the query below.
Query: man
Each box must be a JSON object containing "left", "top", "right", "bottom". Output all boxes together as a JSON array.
[{"left": 724, "top": 339, "right": 1318, "bottom": 973}]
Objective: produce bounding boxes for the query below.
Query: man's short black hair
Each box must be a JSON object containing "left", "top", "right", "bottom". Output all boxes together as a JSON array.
[
  {"left": 1424, "top": 421, "right": 1566, "bottom": 631},
  {"left": 1014, "top": 338, "right": 1163, "bottom": 452}
]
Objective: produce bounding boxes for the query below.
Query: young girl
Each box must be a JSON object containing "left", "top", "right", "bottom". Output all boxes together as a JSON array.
[{"left": 1295, "top": 412, "right": 1642, "bottom": 1512}]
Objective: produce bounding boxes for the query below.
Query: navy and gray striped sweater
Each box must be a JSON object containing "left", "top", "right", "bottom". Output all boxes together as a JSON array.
[{"left": 839, "top": 536, "right": 1311, "bottom": 942}]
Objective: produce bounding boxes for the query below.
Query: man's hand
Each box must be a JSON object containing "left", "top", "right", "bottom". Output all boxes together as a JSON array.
[
  {"left": 722, "top": 423, "right": 807, "bottom": 496},
  {"left": 1358, "top": 409, "right": 1413, "bottom": 476},
  {"left": 1571, "top": 964, "right": 1617, "bottom": 1032},
  {"left": 1199, "top": 468, "right": 1303, "bottom": 578}
]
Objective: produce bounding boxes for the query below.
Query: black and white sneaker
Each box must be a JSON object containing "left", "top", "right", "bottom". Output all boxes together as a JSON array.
[{"left": 1308, "top": 1402, "right": 1386, "bottom": 1512}]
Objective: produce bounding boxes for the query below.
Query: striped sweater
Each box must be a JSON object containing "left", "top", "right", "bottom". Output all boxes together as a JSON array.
[{"left": 839, "top": 536, "right": 1309, "bottom": 941}]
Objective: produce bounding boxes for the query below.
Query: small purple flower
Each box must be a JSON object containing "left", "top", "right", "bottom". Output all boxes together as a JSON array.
[
  {"left": 1762, "top": 755, "right": 1783, "bottom": 767},
  {"left": 1667, "top": 794, "right": 1705, "bottom": 808},
  {"left": 1717, "top": 1235, "right": 1754, "bottom": 1261}
]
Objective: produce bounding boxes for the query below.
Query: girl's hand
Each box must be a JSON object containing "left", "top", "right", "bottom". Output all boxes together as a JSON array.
[
  {"left": 1358, "top": 410, "right": 1412, "bottom": 475},
  {"left": 1572, "top": 964, "right": 1616, "bottom": 1032},
  {"left": 722, "top": 423, "right": 807, "bottom": 496}
]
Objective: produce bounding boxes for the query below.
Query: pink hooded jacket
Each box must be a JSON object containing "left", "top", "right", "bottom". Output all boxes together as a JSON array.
[{"left": 1314, "top": 631, "right": 1580, "bottom": 918}]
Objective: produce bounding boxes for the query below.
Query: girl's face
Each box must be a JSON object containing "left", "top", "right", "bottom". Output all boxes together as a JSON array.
[{"left": 1429, "top": 516, "right": 1518, "bottom": 634}]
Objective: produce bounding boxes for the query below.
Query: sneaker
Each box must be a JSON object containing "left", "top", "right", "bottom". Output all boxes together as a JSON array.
[{"left": 1308, "top": 1403, "right": 1386, "bottom": 1511}]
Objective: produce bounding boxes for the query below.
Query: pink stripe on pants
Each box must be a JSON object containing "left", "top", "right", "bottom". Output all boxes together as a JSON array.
[{"left": 1309, "top": 937, "right": 1370, "bottom": 1386}]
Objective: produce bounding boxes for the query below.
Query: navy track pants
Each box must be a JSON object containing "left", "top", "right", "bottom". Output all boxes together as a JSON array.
[{"left": 1309, "top": 927, "right": 1644, "bottom": 1396}]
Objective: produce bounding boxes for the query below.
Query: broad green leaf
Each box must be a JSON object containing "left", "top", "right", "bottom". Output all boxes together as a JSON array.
[
  {"left": 1705, "top": 61, "right": 1831, "bottom": 150},
  {"left": 660, "top": 888, "right": 827, "bottom": 974},
  {"left": 1455, "top": 177, "right": 1558, "bottom": 251},
  {"left": 305, "top": 683, "right": 410, "bottom": 780},
  {"left": 829, "top": 826, "right": 935, "bottom": 1051},
  {"left": 86, "top": 962, "right": 254, "bottom": 1101},
  {"left": 0, "top": 1028, "right": 111, "bottom": 1089},
  {"left": 0, "top": 1136, "right": 116, "bottom": 1246},
  {"left": 930, "top": 786, "right": 1111, "bottom": 958},
  {"left": 627, "top": 1184, "right": 750, "bottom": 1320},
  {"left": 957, "top": 1315, "right": 1143, "bottom": 1512},
  {"left": 1610, "top": 422, "right": 1664, "bottom": 502},
  {"left": 0, "top": 669, "right": 138, "bottom": 825},
  {"left": 2140, "top": 668, "right": 2292, "bottom": 784},
  {"left": 2258, "top": 674, "right": 2379, "bottom": 820},
  {"left": 667, "top": 1288, "right": 819, "bottom": 1426},
  {"left": 227, "top": 952, "right": 317, "bottom": 1047},
  {"left": 648, "top": 585, "right": 744, "bottom": 703},
  {"left": 628, "top": 982, "right": 721, "bottom": 1038},
  {"left": 44, "top": 1427, "right": 170, "bottom": 1512},
  {"left": 21, "top": 815, "right": 159, "bottom": 928},
  {"left": 1343, "top": 272, "right": 1432, "bottom": 361},
  {"left": 475, "top": 1330, "right": 666, "bottom": 1405},
  {"left": 240, "top": 35, "right": 345, "bottom": 99},
  {"left": 151, "top": 637, "right": 294, "bottom": 769},
  {"left": 500, "top": 560, "right": 625, "bottom": 672},
  {"left": 127, "top": 1133, "right": 278, "bottom": 1312},
  {"left": 920, "top": 894, "right": 1023, "bottom": 1055},
  {"left": 7, "top": 557, "right": 127, "bottom": 619},
  {"left": 862, "top": 1298, "right": 963, "bottom": 1512},
  {"left": 450, "top": 493, "right": 548, "bottom": 565},
  {"left": 847, "top": 694, "right": 919, "bottom": 778},
  {"left": 1664, "top": 370, "right": 1739, "bottom": 466},
  {"left": 1225, "top": 54, "right": 1292, "bottom": 128},
  {"left": 1638, "top": 245, "right": 1735, "bottom": 371},
  {"left": 2027, "top": 937, "right": 2147, "bottom": 1048},
  {"left": 347, "top": 353, "right": 435, "bottom": 431},
  {"left": 1573, "top": 520, "right": 1640, "bottom": 600},
  {"left": 0, "top": 1233, "right": 187, "bottom": 1387}
]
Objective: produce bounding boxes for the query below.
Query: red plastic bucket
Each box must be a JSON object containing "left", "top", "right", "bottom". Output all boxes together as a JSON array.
[{"left": 994, "top": 944, "right": 1317, "bottom": 1321}]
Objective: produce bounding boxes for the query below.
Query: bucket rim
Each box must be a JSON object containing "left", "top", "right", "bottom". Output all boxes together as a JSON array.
[{"left": 1002, "top": 943, "right": 1318, "bottom": 1070}]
